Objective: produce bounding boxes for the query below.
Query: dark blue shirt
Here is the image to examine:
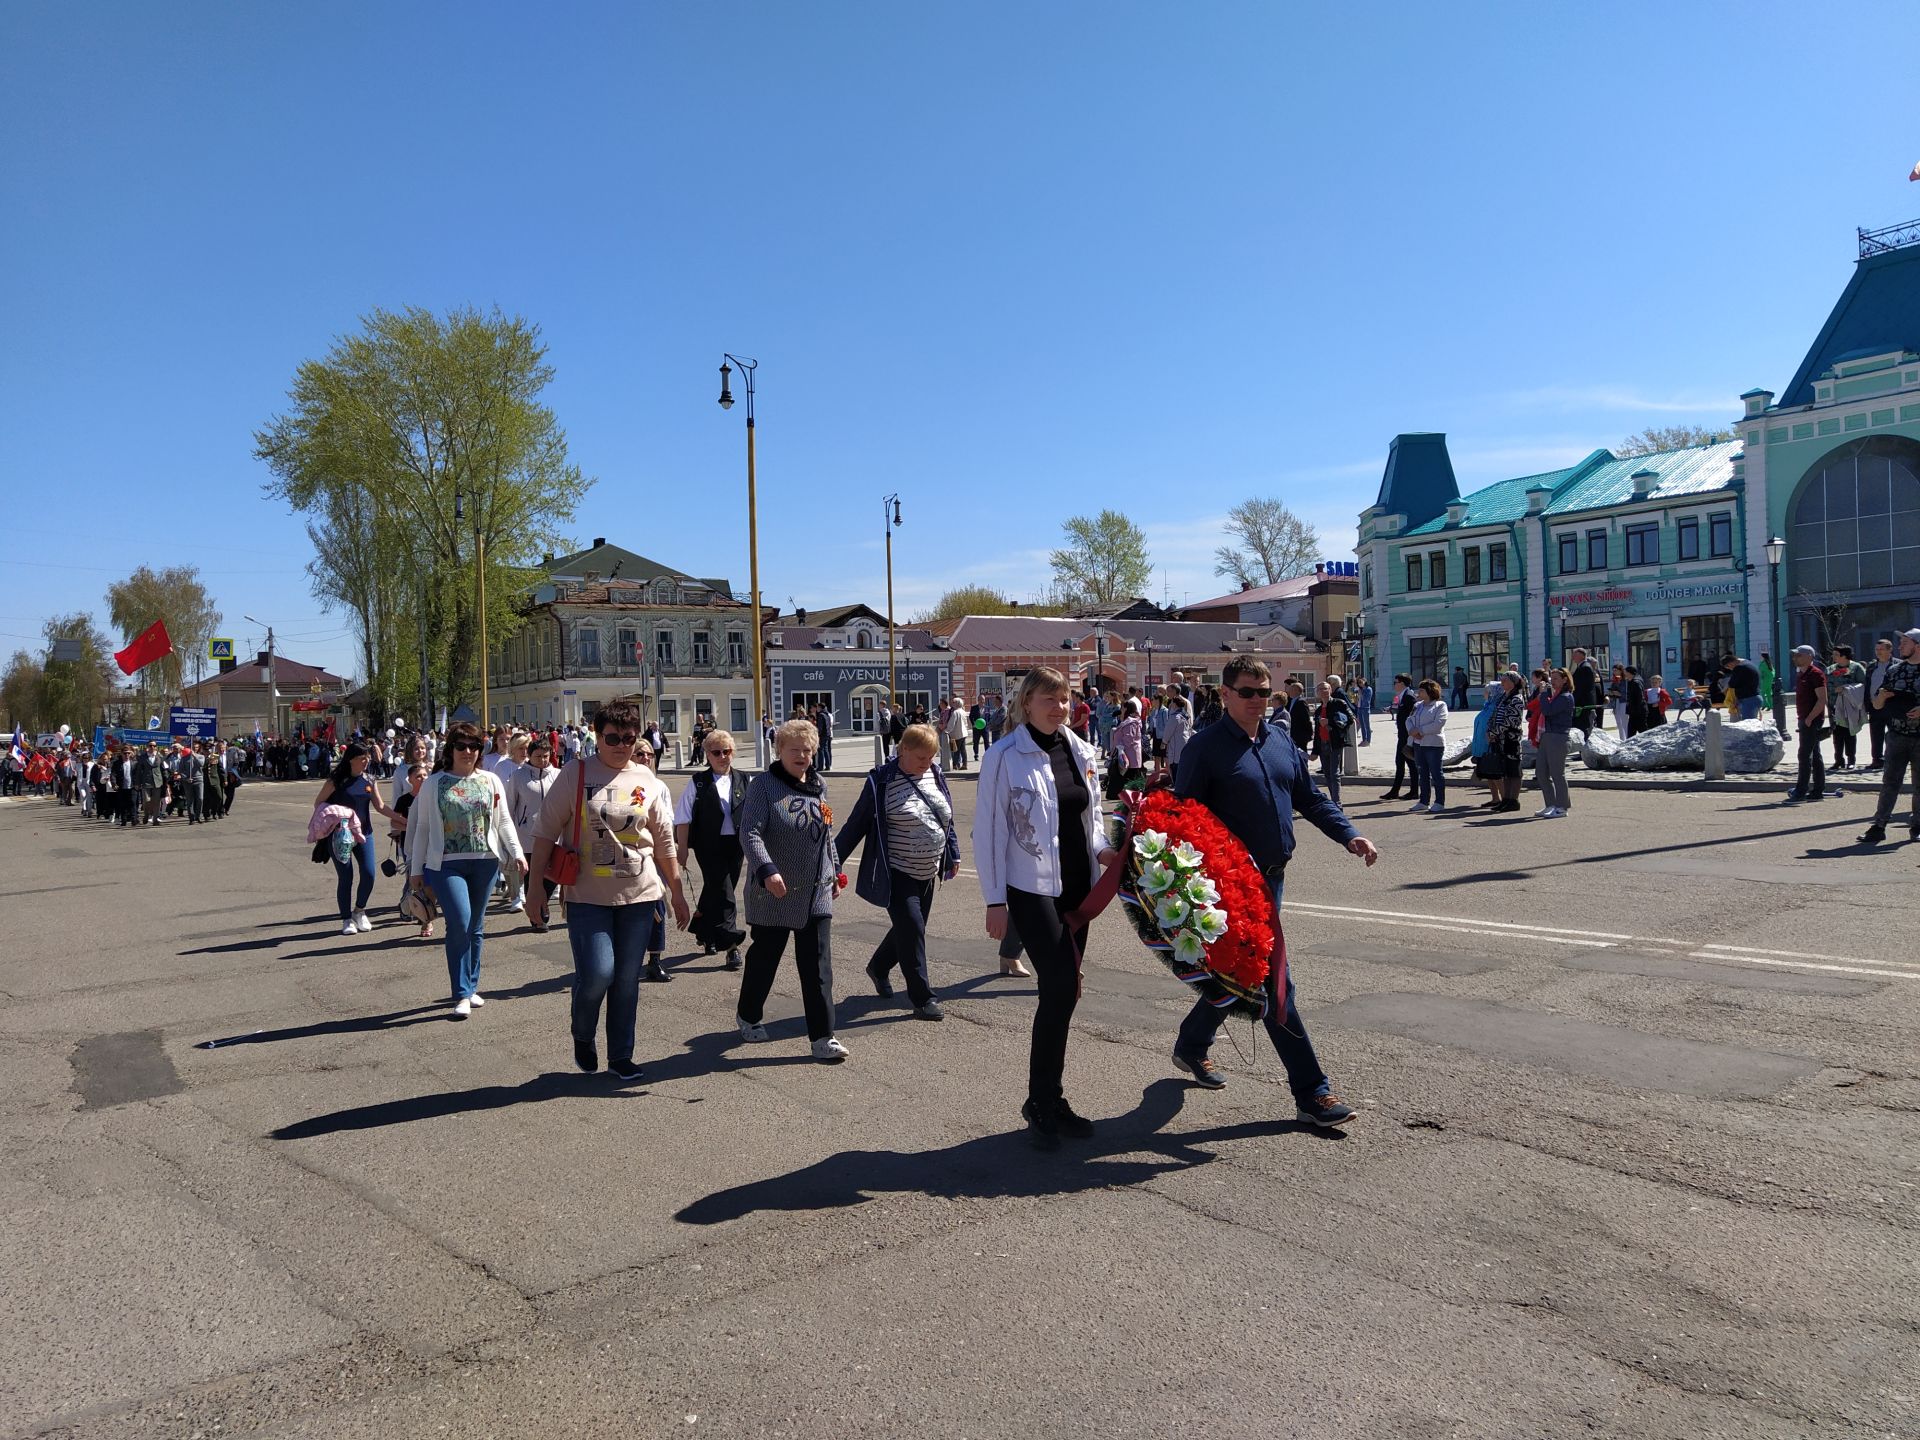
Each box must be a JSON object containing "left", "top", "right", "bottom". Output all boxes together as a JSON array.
[{"left": 1174, "top": 716, "right": 1357, "bottom": 873}]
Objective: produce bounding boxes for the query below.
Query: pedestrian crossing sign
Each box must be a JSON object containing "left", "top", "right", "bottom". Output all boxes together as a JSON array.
[{"left": 208, "top": 637, "right": 234, "bottom": 661}]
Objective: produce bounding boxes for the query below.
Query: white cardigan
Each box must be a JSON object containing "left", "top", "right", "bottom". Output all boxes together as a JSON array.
[
  {"left": 972, "top": 722, "right": 1110, "bottom": 905},
  {"left": 405, "top": 768, "right": 526, "bottom": 876}
]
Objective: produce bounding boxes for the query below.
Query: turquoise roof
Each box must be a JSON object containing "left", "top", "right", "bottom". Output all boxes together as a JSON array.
[{"left": 1397, "top": 440, "right": 1738, "bottom": 537}]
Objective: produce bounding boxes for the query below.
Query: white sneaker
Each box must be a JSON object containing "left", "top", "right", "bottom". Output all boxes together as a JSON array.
[
  {"left": 737, "top": 1016, "right": 769, "bottom": 1043},
  {"left": 1534, "top": 808, "right": 1552, "bottom": 818},
  {"left": 811, "top": 1035, "right": 850, "bottom": 1063},
  {"left": 505, "top": 899, "right": 525, "bottom": 913},
  {"left": 1427, "top": 803, "right": 1445, "bottom": 813},
  {"left": 452, "top": 997, "right": 472, "bottom": 1020},
  {"left": 353, "top": 910, "right": 372, "bottom": 932},
  {"left": 468, "top": 993, "right": 484, "bottom": 1006},
  {"left": 1545, "top": 807, "right": 1567, "bottom": 818},
  {"left": 1408, "top": 801, "right": 1428, "bottom": 811},
  {"left": 339, "top": 920, "right": 358, "bottom": 937}
]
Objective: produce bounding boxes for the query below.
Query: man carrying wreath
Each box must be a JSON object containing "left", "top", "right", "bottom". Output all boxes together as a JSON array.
[{"left": 1169, "top": 654, "right": 1378, "bottom": 1127}]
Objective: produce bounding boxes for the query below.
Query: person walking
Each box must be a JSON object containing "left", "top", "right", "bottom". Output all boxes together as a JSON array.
[
  {"left": 1166, "top": 654, "right": 1377, "bottom": 1121},
  {"left": 944, "top": 700, "right": 969, "bottom": 772},
  {"left": 836, "top": 722, "right": 960, "bottom": 1021},
  {"left": 1384, "top": 673, "right": 1417, "bottom": 800},
  {"left": 318, "top": 745, "right": 399, "bottom": 933},
  {"left": 1534, "top": 667, "right": 1575, "bottom": 818},
  {"left": 527, "top": 702, "right": 688, "bottom": 1077},
  {"left": 1408, "top": 679, "right": 1449, "bottom": 813},
  {"left": 631, "top": 735, "right": 675, "bottom": 983},
  {"left": 1110, "top": 697, "right": 1146, "bottom": 798},
  {"left": 1858, "top": 629, "right": 1920, "bottom": 844},
  {"left": 507, "top": 735, "right": 562, "bottom": 927},
  {"left": 1449, "top": 666, "right": 1468, "bottom": 710},
  {"left": 1865, "top": 637, "right": 1896, "bottom": 768},
  {"left": 974, "top": 666, "right": 1111, "bottom": 1148},
  {"left": 1161, "top": 693, "right": 1193, "bottom": 785},
  {"left": 405, "top": 722, "right": 527, "bottom": 1018},
  {"left": 1784, "top": 646, "right": 1829, "bottom": 804},
  {"left": 734, "top": 718, "right": 850, "bottom": 1062},
  {"left": 1486, "top": 671, "right": 1526, "bottom": 813},
  {"left": 673, "top": 728, "right": 749, "bottom": 970},
  {"left": 969, "top": 699, "right": 988, "bottom": 762}
]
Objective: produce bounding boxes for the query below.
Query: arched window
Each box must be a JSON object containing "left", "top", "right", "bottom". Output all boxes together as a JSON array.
[
  {"left": 855, "top": 630, "right": 871, "bottom": 649},
  {"left": 1788, "top": 435, "right": 1920, "bottom": 598}
]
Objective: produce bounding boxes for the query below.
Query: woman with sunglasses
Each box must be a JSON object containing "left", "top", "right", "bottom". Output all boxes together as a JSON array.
[
  {"left": 527, "top": 702, "right": 689, "bottom": 1078},
  {"left": 405, "top": 721, "right": 527, "bottom": 1018}
]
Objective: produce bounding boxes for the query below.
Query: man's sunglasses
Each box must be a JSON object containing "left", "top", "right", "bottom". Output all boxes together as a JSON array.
[
  {"left": 1228, "top": 685, "right": 1273, "bottom": 700},
  {"left": 450, "top": 740, "right": 483, "bottom": 752},
  {"left": 600, "top": 732, "right": 637, "bottom": 746}
]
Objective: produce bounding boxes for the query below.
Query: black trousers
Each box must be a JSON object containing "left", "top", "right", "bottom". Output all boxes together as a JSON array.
[
  {"left": 1390, "top": 734, "right": 1411, "bottom": 790},
  {"left": 737, "top": 916, "right": 837, "bottom": 1040},
  {"left": 690, "top": 836, "right": 745, "bottom": 951},
  {"left": 1005, "top": 886, "right": 1089, "bottom": 1106},
  {"left": 869, "top": 869, "right": 938, "bottom": 1006},
  {"left": 1868, "top": 708, "right": 1889, "bottom": 766},
  {"left": 1796, "top": 725, "right": 1827, "bottom": 798},
  {"left": 1832, "top": 721, "right": 1858, "bottom": 769}
]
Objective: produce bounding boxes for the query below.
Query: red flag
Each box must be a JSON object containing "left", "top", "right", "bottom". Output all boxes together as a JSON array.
[{"left": 114, "top": 619, "right": 174, "bottom": 675}]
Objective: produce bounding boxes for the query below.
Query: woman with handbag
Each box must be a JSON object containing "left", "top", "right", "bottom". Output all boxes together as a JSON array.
[
  {"left": 318, "top": 741, "right": 401, "bottom": 937},
  {"left": 405, "top": 722, "right": 527, "bottom": 1019},
  {"left": 527, "top": 702, "right": 689, "bottom": 1078}
]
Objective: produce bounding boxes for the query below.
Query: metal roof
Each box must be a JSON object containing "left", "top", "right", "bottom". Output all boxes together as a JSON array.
[
  {"left": 1779, "top": 239, "right": 1920, "bottom": 408},
  {"left": 1398, "top": 441, "right": 1738, "bottom": 536}
]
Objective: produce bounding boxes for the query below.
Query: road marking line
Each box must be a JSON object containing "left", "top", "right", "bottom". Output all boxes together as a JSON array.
[
  {"left": 1286, "top": 901, "right": 1647, "bottom": 943},
  {"left": 1687, "top": 952, "right": 1920, "bottom": 981}
]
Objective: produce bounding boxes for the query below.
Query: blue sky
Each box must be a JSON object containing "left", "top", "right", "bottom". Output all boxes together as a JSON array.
[{"left": 4, "top": 1, "right": 1917, "bottom": 680}]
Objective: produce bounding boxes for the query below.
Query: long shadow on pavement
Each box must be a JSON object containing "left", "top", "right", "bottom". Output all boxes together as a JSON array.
[
  {"left": 675, "top": 1078, "right": 1338, "bottom": 1224},
  {"left": 201, "top": 973, "right": 571, "bottom": 1051}
]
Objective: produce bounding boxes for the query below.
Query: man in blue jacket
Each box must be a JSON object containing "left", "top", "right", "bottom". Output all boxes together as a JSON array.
[{"left": 1169, "top": 655, "right": 1378, "bottom": 1127}]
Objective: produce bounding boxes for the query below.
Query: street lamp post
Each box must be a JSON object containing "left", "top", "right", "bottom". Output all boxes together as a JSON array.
[
  {"left": 1092, "top": 618, "right": 1107, "bottom": 696},
  {"left": 454, "top": 489, "right": 488, "bottom": 726},
  {"left": 883, "top": 493, "right": 903, "bottom": 705},
  {"left": 243, "top": 614, "right": 278, "bottom": 737},
  {"left": 1558, "top": 605, "right": 1570, "bottom": 668},
  {"left": 718, "top": 357, "right": 765, "bottom": 760},
  {"left": 1766, "top": 534, "right": 1787, "bottom": 733}
]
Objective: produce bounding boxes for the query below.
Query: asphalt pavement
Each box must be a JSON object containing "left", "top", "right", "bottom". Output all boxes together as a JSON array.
[{"left": 0, "top": 767, "right": 1915, "bottom": 1439}]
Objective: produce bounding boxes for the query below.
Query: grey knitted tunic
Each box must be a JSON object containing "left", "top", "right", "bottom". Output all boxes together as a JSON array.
[{"left": 740, "top": 766, "right": 839, "bottom": 929}]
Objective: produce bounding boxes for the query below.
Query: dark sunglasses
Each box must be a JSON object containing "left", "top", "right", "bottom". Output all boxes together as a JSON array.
[
  {"left": 450, "top": 740, "right": 483, "bottom": 752},
  {"left": 1228, "top": 685, "right": 1273, "bottom": 700},
  {"left": 599, "top": 732, "right": 638, "bottom": 746}
]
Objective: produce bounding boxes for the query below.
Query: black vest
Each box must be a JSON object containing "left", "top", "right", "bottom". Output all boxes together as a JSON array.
[{"left": 689, "top": 768, "right": 745, "bottom": 850}]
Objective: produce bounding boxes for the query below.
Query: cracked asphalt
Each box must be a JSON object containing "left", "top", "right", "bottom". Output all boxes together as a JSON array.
[{"left": 0, "top": 768, "right": 1915, "bottom": 1439}]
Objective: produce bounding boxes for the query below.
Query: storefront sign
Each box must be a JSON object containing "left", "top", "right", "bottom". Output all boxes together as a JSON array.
[{"left": 1549, "top": 581, "right": 1741, "bottom": 609}]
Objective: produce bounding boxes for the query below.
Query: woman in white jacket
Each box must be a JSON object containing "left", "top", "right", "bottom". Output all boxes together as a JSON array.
[
  {"left": 406, "top": 721, "right": 527, "bottom": 1018},
  {"left": 974, "top": 666, "right": 1111, "bottom": 1149},
  {"left": 1406, "top": 679, "right": 1450, "bottom": 813}
]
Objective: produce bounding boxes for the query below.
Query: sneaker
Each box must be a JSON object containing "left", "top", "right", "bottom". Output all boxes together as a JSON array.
[
  {"left": 574, "top": 1038, "right": 598, "bottom": 1073},
  {"left": 912, "top": 1000, "right": 945, "bottom": 1021},
  {"left": 339, "top": 920, "right": 358, "bottom": 937},
  {"left": 1296, "top": 1093, "right": 1355, "bottom": 1128},
  {"left": 1050, "top": 1097, "right": 1095, "bottom": 1138},
  {"left": 1408, "top": 800, "right": 1429, "bottom": 811},
  {"left": 1543, "top": 807, "right": 1566, "bottom": 819},
  {"left": 1860, "top": 825, "right": 1888, "bottom": 845},
  {"left": 468, "top": 993, "right": 484, "bottom": 1007},
  {"left": 505, "top": 898, "right": 525, "bottom": 913},
  {"left": 608, "top": 1057, "right": 645, "bottom": 1080},
  {"left": 811, "top": 1035, "right": 850, "bottom": 1063},
  {"left": 865, "top": 960, "right": 895, "bottom": 999},
  {"left": 1021, "top": 1097, "right": 1061, "bottom": 1151},
  {"left": 725, "top": 949, "right": 743, "bottom": 971},
  {"left": 1171, "top": 1052, "right": 1227, "bottom": 1089},
  {"left": 1782, "top": 791, "right": 1806, "bottom": 804},
  {"left": 736, "top": 1016, "right": 769, "bottom": 1043},
  {"left": 353, "top": 910, "right": 372, "bottom": 932},
  {"left": 452, "top": 997, "right": 472, "bottom": 1020}
]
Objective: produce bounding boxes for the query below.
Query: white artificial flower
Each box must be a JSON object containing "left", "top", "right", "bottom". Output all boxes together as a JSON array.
[
  {"left": 1192, "top": 906, "right": 1229, "bottom": 942},
  {"left": 1169, "top": 840, "right": 1204, "bottom": 870},
  {"left": 1154, "top": 895, "right": 1190, "bottom": 929},
  {"left": 1132, "top": 829, "right": 1168, "bottom": 861},
  {"left": 1138, "top": 860, "right": 1178, "bottom": 896},
  {"left": 1182, "top": 875, "right": 1220, "bottom": 907},
  {"left": 1172, "top": 930, "right": 1208, "bottom": 965}
]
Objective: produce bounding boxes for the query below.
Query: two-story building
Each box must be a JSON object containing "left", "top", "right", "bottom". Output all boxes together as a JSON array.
[
  {"left": 484, "top": 539, "right": 764, "bottom": 738},
  {"left": 1358, "top": 433, "right": 1750, "bottom": 689}
]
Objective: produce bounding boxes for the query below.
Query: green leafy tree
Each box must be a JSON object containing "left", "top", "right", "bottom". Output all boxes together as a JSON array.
[
  {"left": 1615, "top": 425, "right": 1734, "bottom": 457},
  {"left": 913, "top": 585, "right": 1025, "bottom": 623},
  {"left": 2, "top": 650, "right": 44, "bottom": 732},
  {"left": 104, "top": 564, "right": 220, "bottom": 713},
  {"left": 255, "top": 306, "right": 590, "bottom": 716},
  {"left": 1213, "top": 497, "right": 1322, "bottom": 589},
  {"left": 37, "top": 613, "right": 116, "bottom": 732},
  {"left": 1050, "top": 509, "right": 1152, "bottom": 607}
]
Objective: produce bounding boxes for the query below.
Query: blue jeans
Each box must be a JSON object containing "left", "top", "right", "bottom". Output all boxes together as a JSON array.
[
  {"left": 1173, "top": 876, "right": 1331, "bottom": 1102},
  {"left": 334, "top": 835, "right": 376, "bottom": 918},
  {"left": 1357, "top": 709, "right": 1372, "bottom": 744},
  {"left": 1738, "top": 696, "right": 1763, "bottom": 721},
  {"left": 427, "top": 857, "right": 499, "bottom": 1000},
  {"left": 567, "top": 900, "right": 651, "bottom": 1063},
  {"left": 1412, "top": 745, "right": 1445, "bottom": 805}
]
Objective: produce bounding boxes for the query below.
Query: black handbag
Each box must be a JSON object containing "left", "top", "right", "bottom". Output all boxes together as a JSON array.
[{"left": 310, "top": 838, "right": 330, "bottom": 864}]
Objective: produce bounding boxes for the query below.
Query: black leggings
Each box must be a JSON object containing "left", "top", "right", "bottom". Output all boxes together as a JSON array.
[
  {"left": 1005, "top": 886, "right": 1089, "bottom": 1106},
  {"left": 737, "top": 917, "right": 837, "bottom": 1040}
]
